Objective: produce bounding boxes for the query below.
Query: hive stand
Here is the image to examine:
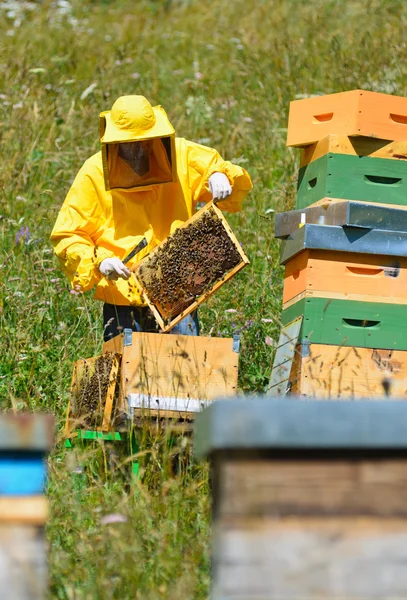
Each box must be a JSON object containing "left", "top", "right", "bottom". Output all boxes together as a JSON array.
[
  {"left": 65, "top": 329, "right": 240, "bottom": 478},
  {"left": 0, "top": 414, "right": 54, "bottom": 600}
]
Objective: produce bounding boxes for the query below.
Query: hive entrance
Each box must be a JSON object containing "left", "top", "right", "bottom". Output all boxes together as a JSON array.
[{"left": 135, "top": 203, "right": 248, "bottom": 330}]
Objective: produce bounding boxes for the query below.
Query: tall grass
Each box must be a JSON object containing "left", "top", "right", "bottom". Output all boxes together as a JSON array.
[{"left": 1, "top": 0, "right": 407, "bottom": 596}]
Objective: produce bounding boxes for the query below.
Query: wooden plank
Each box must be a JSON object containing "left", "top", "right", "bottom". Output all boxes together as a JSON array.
[
  {"left": 296, "top": 153, "right": 407, "bottom": 209},
  {"left": 0, "top": 524, "right": 47, "bottom": 600},
  {"left": 275, "top": 201, "right": 407, "bottom": 238},
  {"left": 283, "top": 250, "right": 407, "bottom": 305},
  {"left": 217, "top": 458, "right": 407, "bottom": 518},
  {"left": 300, "top": 134, "right": 407, "bottom": 167},
  {"left": 282, "top": 296, "right": 407, "bottom": 349},
  {"left": 279, "top": 223, "right": 407, "bottom": 265},
  {"left": 0, "top": 497, "right": 48, "bottom": 525},
  {"left": 290, "top": 344, "right": 407, "bottom": 398},
  {"left": 120, "top": 332, "right": 238, "bottom": 412},
  {"left": 132, "top": 201, "right": 249, "bottom": 333},
  {"left": 101, "top": 354, "right": 120, "bottom": 432},
  {"left": 300, "top": 196, "right": 407, "bottom": 211},
  {"left": 212, "top": 516, "right": 407, "bottom": 599},
  {"left": 102, "top": 334, "right": 124, "bottom": 354},
  {"left": 284, "top": 289, "right": 407, "bottom": 308},
  {"left": 287, "top": 89, "right": 407, "bottom": 147},
  {"left": 194, "top": 397, "right": 407, "bottom": 458}
]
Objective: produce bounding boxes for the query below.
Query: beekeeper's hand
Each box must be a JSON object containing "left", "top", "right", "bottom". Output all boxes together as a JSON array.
[
  {"left": 208, "top": 172, "right": 232, "bottom": 202},
  {"left": 99, "top": 257, "right": 131, "bottom": 281}
]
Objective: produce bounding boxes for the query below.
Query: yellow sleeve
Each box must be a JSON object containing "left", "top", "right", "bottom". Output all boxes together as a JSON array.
[
  {"left": 185, "top": 139, "right": 252, "bottom": 213},
  {"left": 50, "top": 162, "right": 113, "bottom": 292}
]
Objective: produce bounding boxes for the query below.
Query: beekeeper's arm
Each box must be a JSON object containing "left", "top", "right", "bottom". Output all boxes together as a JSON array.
[
  {"left": 185, "top": 139, "right": 252, "bottom": 212},
  {"left": 50, "top": 163, "right": 120, "bottom": 292}
]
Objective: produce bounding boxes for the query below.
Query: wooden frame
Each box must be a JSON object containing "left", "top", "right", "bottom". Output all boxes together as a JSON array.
[
  {"left": 66, "top": 352, "right": 121, "bottom": 434},
  {"left": 132, "top": 201, "right": 249, "bottom": 332}
]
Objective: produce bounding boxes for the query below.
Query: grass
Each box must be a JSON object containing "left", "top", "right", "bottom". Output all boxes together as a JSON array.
[{"left": 1, "top": 0, "right": 407, "bottom": 597}]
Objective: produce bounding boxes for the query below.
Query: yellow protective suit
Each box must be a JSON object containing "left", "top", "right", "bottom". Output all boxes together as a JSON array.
[{"left": 51, "top": 95, "right": 252, "bottom": 306}]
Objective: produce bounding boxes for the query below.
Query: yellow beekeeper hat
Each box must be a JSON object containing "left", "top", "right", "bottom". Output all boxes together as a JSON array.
[{"left": 99, "top": 95, "right": 175, "bottom": 143}]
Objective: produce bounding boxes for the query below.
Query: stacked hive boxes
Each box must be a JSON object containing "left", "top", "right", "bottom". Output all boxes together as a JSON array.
[{"left": 271, "top": 89, "right": 407, "bottom": 398}]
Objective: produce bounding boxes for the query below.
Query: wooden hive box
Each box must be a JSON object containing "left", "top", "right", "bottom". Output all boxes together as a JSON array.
[
  {"left": 279, "top": 223, "right": 407, "bottom": 265},
  {"left": 300, "top": 134, "right": 407, "bottom": 167},
  {"left": 283, "top": 250, "right": 407, "bottom": 306},
  {"left": 0, "top": 414, "right": 54, "bottom": 600},
  {"left": 288, "top": 344, "right": 407, "bottom": 398},
  {"left": 275, "top": 201, "right": 407, "bottom": 239},
  {"left": 296, "top": 153, "right": 407, "bottom": 210},
  {"left": 287, "top": 89, "right": 407, "bottom": 147},
  {"left": 66, "top": 331, "right": 239, "bottom": 433},
  {"left": 195, "top": 398, "right": 407, "bottom": 600},
  {"left": 132, "top": 201, "right": 249, "bottom": 332},
  {"left": 281, "top": 296, "right": 407, "bottom": 350}
]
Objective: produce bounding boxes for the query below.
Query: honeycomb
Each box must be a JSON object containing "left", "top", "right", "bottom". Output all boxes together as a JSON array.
[{"left": 136, "top": 206, "right": 242, "bottom": 324}]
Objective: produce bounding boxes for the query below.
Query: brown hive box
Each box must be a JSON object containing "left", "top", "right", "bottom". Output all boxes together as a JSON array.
[
  {"left": 132, "top": 201, "right": 249, "bottom": 332},
  {"left": 66, "top": 331, "right": 239, "bottom": 434}
]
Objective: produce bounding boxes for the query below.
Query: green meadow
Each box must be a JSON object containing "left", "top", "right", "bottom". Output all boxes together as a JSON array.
[{"left": 1, "top": 0, "right": 406, "bottom": 597}]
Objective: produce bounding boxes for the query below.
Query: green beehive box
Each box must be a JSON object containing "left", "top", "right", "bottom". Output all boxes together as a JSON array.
[
  {"left": 282, "top": 297, "right": 407, "bottom": 349},
  {"left": 296, "top": 154, "right": 407, "bottom": 209}
]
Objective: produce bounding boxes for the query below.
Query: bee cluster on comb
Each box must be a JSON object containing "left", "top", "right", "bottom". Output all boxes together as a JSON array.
[
  {"left": 70, "top": 354, "right": 116, "bottom": 427},
  {"left": 135, "top": 204, "right": 246, "bottom": 329}
]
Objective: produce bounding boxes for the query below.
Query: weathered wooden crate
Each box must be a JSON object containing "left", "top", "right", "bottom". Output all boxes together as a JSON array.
[
  {"left": 289, "top": 343, "right": 407, "bottom": 398},
  {"left": 296, "top": 153, "right": 407, "bottom": 209},
  {"left": 195, "top": 398, "right": 407, "bottom": 600},
  {"left": 287, "top": 89, "right": 407, "bottom": 147},
  {"left": 282, "top": 297, "right": 407, "bottom": 349},
  {"left": 0, "top": 414, "right": 54, "bottom": 600},
  {"left": 66, "top": 331, "right": 239, "bottom": 433},
  {"left": 300, "top": 134, "right": 407, "bottom": 167},
  {"left": 132, "top": 201, "right": 249, "bottom": 332},
  {"left": 283, "top": 250, "right": 407, "bottom": 305},
  {"left": 275, "top": 200, "right": 407, "bottom": 238}
]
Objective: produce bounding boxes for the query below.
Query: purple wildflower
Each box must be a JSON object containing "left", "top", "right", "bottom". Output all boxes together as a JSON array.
[{"left": 15, "top": 225, "right": 31, "bottom": 244}]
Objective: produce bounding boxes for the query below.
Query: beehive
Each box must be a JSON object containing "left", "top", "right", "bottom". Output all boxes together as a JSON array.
[
  {"left": 66, "top": 331, "right": 239, "bottom": 434},
  {"left": 289, "top": 344, "right": 407, "bottom": 398},
  {"left": 195, "top": 398, "right": 407, "bottom": 600},
  {"left": 133, "top": 202, "right": 249, "bottom": 332},
  {"left": 282, "top": 297, "right": 407, "bottom": 350},
  {"left": 0, "top": 414, "right": 54, "bottom": 600},
  {"left": 283, "top": 250, "right": 407, "bottom": 305},
  {"left": 287, "top": 89, "right": 407, "bottom": 147}
]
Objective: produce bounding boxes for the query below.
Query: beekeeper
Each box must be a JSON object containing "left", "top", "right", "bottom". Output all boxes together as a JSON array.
[{"left": 51, "top": 95, "right": 252, "bottom": 340}]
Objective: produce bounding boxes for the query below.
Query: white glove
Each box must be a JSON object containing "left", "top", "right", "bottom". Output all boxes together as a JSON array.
[
  {"left": 208, "top": 172, "right": 232, "bottom": 202},
  {"left": 99, "top": 257, "right": 131, "bottom": 281}
]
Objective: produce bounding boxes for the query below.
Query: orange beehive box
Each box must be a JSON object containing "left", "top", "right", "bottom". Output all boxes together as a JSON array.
[
  {"left": 289, "top": 344, "right": 407, "bottom": 399},
  {"left": 283, "top": 250, "right": 407, "bottom": 306},
  {"left": 287, "top": 90, "right": 407, "bottom": 148},
  {"left": 300, "top": 134, "right": 407, "bottom": 167}
]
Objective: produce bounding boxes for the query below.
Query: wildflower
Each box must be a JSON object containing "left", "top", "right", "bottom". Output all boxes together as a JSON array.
[
  {"left": 15, "top": 225, "right": 30, "bottom": 244},
  {"left": 100, "top": 513, "right": 128, "bottom": 525},
  {"left": 265, "top": 335, "right": 274, "bottom": 347}
]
